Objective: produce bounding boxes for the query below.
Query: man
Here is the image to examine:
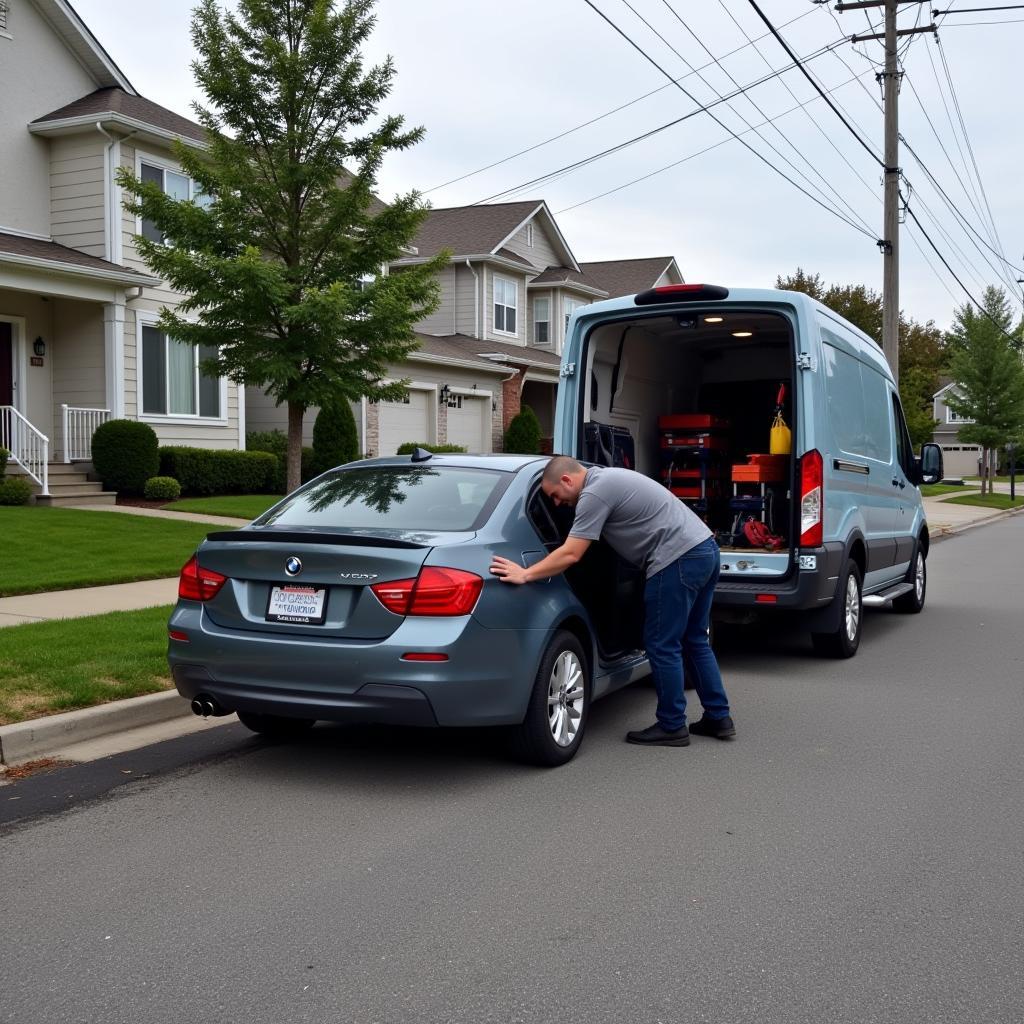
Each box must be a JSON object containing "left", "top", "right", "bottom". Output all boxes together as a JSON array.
[{"left": 490, "top": 456, "right": 734, "bottom": 747}]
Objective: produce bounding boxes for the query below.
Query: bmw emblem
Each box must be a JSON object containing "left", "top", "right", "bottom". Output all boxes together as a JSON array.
[{"left": 285, "top": 556, "right": 303, "bottom": 577}]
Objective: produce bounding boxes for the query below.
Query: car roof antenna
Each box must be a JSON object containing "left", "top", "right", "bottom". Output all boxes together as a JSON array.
[{"left": 410, "top": 447, "right": 433, "bottom": 463}]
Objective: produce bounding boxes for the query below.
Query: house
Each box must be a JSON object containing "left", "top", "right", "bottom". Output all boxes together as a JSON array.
[
  {"left": 1, "top": 0, "right": 242, "bottom": 504},
  {"left": 932, "top": 379, "right": 982, "bottom": 478},
  {"left": 246, "top": 200, "right": 684, "bottom": 455}
]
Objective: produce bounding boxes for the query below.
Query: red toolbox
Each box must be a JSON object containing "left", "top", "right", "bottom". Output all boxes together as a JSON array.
[
  {"left": 661, "top": 432, "right": 728, "bottom": 451},
  {"left": 658, "top": 414, "right": 730, "bottom": 431},
  {"left": 731, "top": 462, "right": 786, "bottom": 483}
]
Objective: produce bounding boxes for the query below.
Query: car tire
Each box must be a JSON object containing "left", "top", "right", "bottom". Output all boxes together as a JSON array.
[
  {"left": 237, "top": 711, "right": 316, "bottom": 738},
  {"left": 811, "top": 558, "right": 862, "bottom": 659},
  {"left": 893, "top": 547, "right": 926, "bottom": 614},
  {"left": 510, "top": 630, "right": 590, "bottom": 767}
]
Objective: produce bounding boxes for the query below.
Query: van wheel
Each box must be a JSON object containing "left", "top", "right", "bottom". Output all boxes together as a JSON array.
[
  {"left": 893, "top": 549, "right": 926, "bottom": 614},
  {"left": 237, "top": 711, "right": 316, "bottom": 738},
  {"left": 811, "top": 559, "right": 862, "bottom": 658},
  {"left": 511, "top": 631, "right": 589, "bottom": 767}
]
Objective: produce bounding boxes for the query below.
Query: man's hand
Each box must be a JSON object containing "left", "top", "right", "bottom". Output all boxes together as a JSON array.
[{"left": 490, "top": 555, "right": 530, "bottom": 585}]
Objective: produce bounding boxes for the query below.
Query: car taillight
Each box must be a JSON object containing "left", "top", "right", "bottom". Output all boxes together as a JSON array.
[
  {"left": 799, "top": 449, "right": 823, "bottom": 548},
  {"left": 178, "top": 555, "right": 228, "bottom": 602},
  {"left": 371, "top": 567, "right": 483, "bottom": 617}
]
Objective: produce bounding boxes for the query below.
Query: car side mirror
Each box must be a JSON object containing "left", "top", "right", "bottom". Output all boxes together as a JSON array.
[{"left": 919, "top": 442, "right": 943, "bottom": 486}]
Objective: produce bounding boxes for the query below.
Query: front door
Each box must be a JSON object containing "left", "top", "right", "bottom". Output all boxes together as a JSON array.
[{"left": 0, "top": 322, "right": 13, "bottom": 407}]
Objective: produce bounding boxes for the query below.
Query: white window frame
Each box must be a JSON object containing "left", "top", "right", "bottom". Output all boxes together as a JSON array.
[
  {"left": 947, "top": 406, "right": 974, "bottom": 425},
  {"left": 533, "top": 296, "right": 551, "bottom": 346},
  {"left": 493, "top": 276, "right": 518, "bottom": 338},
  {"left": 563, "top": 297, "right": 584, "bottom": 332},
  {"left": 136, "top": 311, "right": 228, "bottom": 425},
  {"left": 525, "top": 222, "right": 534, "bottom": 247},
  {"left": 135, "top": 150, "right": 210, "bottom": 245}
]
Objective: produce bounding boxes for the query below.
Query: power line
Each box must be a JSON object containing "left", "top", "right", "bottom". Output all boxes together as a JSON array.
[
  {"left": 744, "top": 0, "right": 885, "bottom": 166},
  {"left": 423, "top": 6, "right": 819, "bottom": 194},
  {"left": 556, "top": 66, "right": 872, "bottom": 214},
  {"left": 933, "top": 4, "right": 1024, "bottom": 12},
  {"left": 472, "top": 38, "right": 852, "bottom": 207},
  {"left": 936, "top": 15, "right": 1024, "bottom": 21},
  {"left": 520, "top": 2, "right": 878, "bottom": 238}
]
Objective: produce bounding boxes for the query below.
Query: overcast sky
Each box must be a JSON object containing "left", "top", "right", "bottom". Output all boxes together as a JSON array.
[{"left": 74, "top": 0, "right": 1023, "bottom": 330}]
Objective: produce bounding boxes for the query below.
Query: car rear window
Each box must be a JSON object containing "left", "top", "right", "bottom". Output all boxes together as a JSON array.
[{"left": 255, "top": 466, "right": 507, "bottom": 532}]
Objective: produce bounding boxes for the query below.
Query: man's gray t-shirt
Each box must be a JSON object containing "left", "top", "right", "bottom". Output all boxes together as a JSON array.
[{"left": 569, "top": 466, "right": 712, "bottom": 578}]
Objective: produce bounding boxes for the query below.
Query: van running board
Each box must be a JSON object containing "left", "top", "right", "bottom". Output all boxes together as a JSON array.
[{"left": 863, "top": 582, "right": 914, "bottom": 607}]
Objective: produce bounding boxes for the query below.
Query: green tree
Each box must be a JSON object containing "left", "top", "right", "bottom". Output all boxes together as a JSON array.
[
  {"left": 119, "top": 0, "right": 446, "bottom": 491},
  {"left": 944, "top": 286, "right": 1024, "bottom": 493},
  {"left": 312, "top": 398, "right": 360, "bottom": 474},
  {"left": 504, "top": 405, "right": 542, "bottom": 455}
]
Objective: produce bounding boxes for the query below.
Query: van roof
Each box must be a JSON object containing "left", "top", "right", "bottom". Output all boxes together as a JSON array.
[{"left": 573, "top": 286, "right": 894, "bottom": 383}]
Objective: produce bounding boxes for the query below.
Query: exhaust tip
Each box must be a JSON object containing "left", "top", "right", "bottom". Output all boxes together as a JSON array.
[{"left": 191, "top": 698, "right": 207, "bottom": 717}]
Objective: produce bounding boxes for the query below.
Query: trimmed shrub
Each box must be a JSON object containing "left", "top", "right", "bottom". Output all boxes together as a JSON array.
[
  {"left": 144, "top": 476, "right": 182, "bottom": 502},
  {"left": 503, "top": 405, "right": 542, "bottom": 455},
  {"left": 395, "top": 442, "right": 468, "bottom": 455},
  {"left": 92, "top": 419, "right": 160, "bottom": 494},
  {"left": 159, "top": 447, "right": 278, "bottom": 496},
  {"left": 0, "top": 478, "right": 33, "bottom": 506},
  {"left": 246, "top": 430, "right": 315, "bottom": 491},
  {"left": 312, "top": 400, "right": 360, "bottom": 475},
  {"left": 0, "top": 446, "right": 9, "bottom": 478}
]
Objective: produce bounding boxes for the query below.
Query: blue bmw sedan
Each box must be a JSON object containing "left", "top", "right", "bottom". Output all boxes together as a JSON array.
[{"left": 168, "top": 451, "right": 650, "bottom": 765}]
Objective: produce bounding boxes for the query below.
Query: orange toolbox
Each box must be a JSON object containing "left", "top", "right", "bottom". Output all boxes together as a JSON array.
[
  {"left": 658, "top": 414, "right": 730, "bottom": 431},
  {"left": 660, "top": 432, "right": 728, "bottom": 451},
  {"left": 731, "top": 455, "right": 788, "bottom": 483}
]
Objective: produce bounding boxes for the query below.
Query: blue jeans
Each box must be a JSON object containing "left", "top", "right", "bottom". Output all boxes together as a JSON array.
[{"left": 643, "top": 537, "right": 731, "bottom": 732}]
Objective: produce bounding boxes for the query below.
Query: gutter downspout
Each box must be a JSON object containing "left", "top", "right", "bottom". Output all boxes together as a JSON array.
[
  {"left": 465, "top": 260, "right": 479, "bottom": 339},
  {"left": 96, "top": 123, "right": 116, "bottom": 262}
]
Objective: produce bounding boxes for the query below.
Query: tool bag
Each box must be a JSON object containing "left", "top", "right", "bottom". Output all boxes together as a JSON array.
[
  {"left": 742, "top": 517, "right": 786, "bottom": 551},
  {"left": 769, "top": 382, "right": 791, "bottom": 455}
]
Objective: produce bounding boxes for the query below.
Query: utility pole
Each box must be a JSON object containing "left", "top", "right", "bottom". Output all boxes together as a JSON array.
[{"left": 836, "top": 0, "right": 935, "bottom": 384}]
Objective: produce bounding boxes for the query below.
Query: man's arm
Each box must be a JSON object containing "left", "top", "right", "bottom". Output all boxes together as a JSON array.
[{"left": 490, "top": 536, "right": 591, "bottom": 585}]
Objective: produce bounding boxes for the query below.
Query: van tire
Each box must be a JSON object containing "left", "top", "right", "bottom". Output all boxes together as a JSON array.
[
  {"left": 510, "top": 631, "right": 590, "bottom": 767},
  {"left": 811, "top": 559, "right": 862, "bottom": 659},
  {"left": 893, "top": 548, "right": 926, "bottom": 614}
]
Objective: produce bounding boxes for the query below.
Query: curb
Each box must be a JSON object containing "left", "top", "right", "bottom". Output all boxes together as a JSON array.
[
  {"left": 929, "top": 502, "right": 1024, "bottom": 543},
  {"left": 0, "top": 690, "right": 191, "bottom": 767}
]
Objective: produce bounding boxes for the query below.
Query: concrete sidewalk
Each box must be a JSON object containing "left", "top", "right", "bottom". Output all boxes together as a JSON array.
[
  {"left": 922, "top": 489, "right": 1024, "bottom": 538},
  {"left": 73, "top": 503, "right": 250, "bottom": 528}
]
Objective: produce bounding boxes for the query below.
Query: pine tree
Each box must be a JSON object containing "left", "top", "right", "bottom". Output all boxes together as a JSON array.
[
  {"left": 119, "top": 0, "right": 447, "bottom": 490},
  {"left": 944, "top": 287, "right": 1024, "bottom": 494}
]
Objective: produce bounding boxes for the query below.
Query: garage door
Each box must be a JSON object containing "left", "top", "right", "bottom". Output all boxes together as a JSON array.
[
  {"left": 446, "top": 394, "right": 490, "bottom": 453},
  {"left": 377, "top": 390, "right": 430, "bottom": 456}
]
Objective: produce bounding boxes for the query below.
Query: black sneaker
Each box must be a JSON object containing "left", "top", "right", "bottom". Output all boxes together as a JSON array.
[
  {"left": 625, "top": 723, "right": 690, "bottom": 747},
  {"left": 688, "top": 715, "right": 736, "bottom": 740}
]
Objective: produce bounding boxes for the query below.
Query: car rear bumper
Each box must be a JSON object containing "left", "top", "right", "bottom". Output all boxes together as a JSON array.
[
  {"left": 167, "top": 603, "right": 546, "bottom": 728},
  {"left": 713, "top": 543, "right": 844, "bottom": 610}
]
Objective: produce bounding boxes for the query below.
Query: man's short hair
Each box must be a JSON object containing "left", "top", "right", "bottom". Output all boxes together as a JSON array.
[{"left": 542, "top": 455, "right": 585, "bottom": 484}]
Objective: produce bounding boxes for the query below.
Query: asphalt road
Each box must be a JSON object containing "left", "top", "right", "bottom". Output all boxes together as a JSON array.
[{"left": 2, "top": 518, "right": 1023, "bottom": 1024}]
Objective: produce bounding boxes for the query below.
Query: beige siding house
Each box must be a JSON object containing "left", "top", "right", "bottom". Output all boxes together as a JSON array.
[
  {"left": 931, "top": 381, "right": 982, "bottom": 478},
  {"left": 1, "top": 0, "right": 243, "bottom": 503}
]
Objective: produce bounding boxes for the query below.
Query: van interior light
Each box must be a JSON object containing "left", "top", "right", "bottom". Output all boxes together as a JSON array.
[
  {"left": 731, "top": 331, "right": 753, "bottom": 338},
  {"left": 704, "top": 316, "right": 724, "bottom": 323}
]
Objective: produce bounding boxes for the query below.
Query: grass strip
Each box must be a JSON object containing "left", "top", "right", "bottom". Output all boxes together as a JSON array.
[
  {"left": 921, "top": 484, "right": 972, "bottom": 497},
  {"left": 0, "top": 605, "right": 174, "bottom": 725},
  {"left": 163, "top": 494, "right": 284, "bottom": 520},
  {"left": 0, "top": 507, "right": 211, "bottom": 597},
  {"left": 943, "top": 493, "right": 1024, "bottom": 511}
]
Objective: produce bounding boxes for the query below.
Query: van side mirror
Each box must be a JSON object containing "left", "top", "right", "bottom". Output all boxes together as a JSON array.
[{"left": 918, "top": 443, "right": 943, "bottom": 486}]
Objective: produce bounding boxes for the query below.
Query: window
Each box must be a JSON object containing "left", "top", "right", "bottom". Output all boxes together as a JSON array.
[
  {"left": 947, "top": 405, "right": 974, "bottom": 424},
  {"left": 892, "top": 393, "right": 914, "bottom": 478},
  {"left": 139, "top": 160, "right": 210, "bottom": 243},
  {"left": 533, "top": 297, "right": 550, "bottom": 345},
  {"left": 563, "top": 297, "right": 584, "bottom": 331},
  {"left": 821, "top": 335, "right": 892, "bottom": 463},
  {"left": 141, "top": 324, "right": 221, "bottom": 418},
  {"left": 494, "top": 277, "right": 517, "bottom": 335},
  {"left": 526, "top": 223, "right": 534, "bottom": 247}
]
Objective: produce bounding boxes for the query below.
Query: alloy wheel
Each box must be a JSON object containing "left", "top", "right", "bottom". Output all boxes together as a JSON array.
[
  {"left": 844, "top": 573, "right": 861, "bottom": 643},
  {"left": 547, "top": 650, "right": 585, "bottom": 747}
]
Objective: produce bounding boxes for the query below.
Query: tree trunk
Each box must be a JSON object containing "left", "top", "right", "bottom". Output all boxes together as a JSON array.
[{"left": 287, "top": 401, "right": 304, "bottom": 494}]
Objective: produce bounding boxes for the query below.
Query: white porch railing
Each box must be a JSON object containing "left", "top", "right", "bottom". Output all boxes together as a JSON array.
[
  {"left": 0, "top": 406, "right": 49, "bottom": 495},
  {"left": 62, "top": 405, "right": 111, "bottom": 463}
]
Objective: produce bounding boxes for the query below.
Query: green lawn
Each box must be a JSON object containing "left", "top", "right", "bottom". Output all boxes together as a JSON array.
[
  {"left": 921, "top": 483, "right": 971, "bottom": 497},
  {"left": 0, "top": 507, "right": 211, "bottom": 597},
  {"left": 0, "top": 605, "right": 174, "bottom": 725},
  {"left": 163, "top": 494, "right": 284, "bottom": 520},
  {"left": 944, "top": 493, "right": 1024, "bottom": 511}
]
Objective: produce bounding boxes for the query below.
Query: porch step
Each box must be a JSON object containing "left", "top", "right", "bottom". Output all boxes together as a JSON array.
[
  {"left": 35, "top": 489, "right": 118, "bottom": 508},
  {"left": 6, "top": 461, "right": 93, "bottom": 477},
  {"left": 4, "top": 461, "right": 117, "bottom": 507}
]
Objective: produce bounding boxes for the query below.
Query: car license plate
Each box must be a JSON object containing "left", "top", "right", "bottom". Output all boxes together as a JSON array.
[{"left": 266, "top": 585, "right": 328, "bottom": 624}]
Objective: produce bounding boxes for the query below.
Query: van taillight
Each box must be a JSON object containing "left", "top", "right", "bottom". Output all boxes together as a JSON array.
[
  {"left": 799, "top": 449, "right": 823, "bottom": 548},
  {"left": 634, "top": 283, "right": 729, "bottom": 305},
  {"left": 371, "top": 567, "right": 483, "bottom": 617},
  {"left": 178, "top": 555, "right": 227, "bottom": 601}
]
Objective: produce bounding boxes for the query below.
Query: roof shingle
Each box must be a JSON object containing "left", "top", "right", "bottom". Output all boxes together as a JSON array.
[
  {"left": 0, "top": 231, "right": 154, "bottom": 280},
  {"left": 578, "top": 257, "right": 678, "bottom": 298},
  {"left": 406, "top": 202, "right": 542, "bottom": 261}
]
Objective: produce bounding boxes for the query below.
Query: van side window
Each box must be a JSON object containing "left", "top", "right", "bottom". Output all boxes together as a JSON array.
[
  {"left": 891, "top": 393, "right": 915, "bottom": 478},
  {"left": 821, "top": 335, "right": 892, "bottom": 463}
]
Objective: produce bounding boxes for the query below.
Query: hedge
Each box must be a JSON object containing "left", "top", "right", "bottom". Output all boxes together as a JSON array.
[
  {"left": 246, "top": 430, "right": 317, "bottom": 492},
  {"left": 92, "top": 419, "right": 160, "bottom": 494},
  {"left": 395, "top": 442, "right": 468, "bottom": 455},
  {"left": 504, "top": 405, "right": 541, "bottom": 455},
  {"left": 159, "top": 447, "right": 278, "bottom": 496},
  {"left": 0, "top": 447, "right": 9, "bottom": 478},
  {"left": 144, "top": 476, "right": 182, "bottom": 501},
  {"left": 312, "top": 401, "right": 360, "bottom": 474},
  {"left": 0, "top": 478, "right": 33, "bottom": 506}
]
